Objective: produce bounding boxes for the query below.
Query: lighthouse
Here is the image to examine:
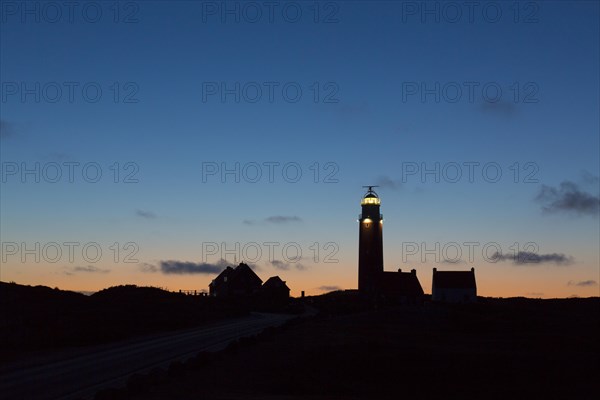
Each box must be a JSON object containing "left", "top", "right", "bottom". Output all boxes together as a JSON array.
[{"left": 358, "top": 186, "right": 384, "bottom": 294}]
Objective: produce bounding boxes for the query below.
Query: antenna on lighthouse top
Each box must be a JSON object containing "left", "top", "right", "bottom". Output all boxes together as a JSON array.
[
  {"left": 361, "top": 186, "right": 380, "bottom": 204},
  {"left": 362, "top": 185, "right": 379, "bottom": 195}
]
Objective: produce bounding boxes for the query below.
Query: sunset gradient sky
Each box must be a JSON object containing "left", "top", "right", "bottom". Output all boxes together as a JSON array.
[{"left": 1, "top": 1, "right": 599, "bottom": 298}]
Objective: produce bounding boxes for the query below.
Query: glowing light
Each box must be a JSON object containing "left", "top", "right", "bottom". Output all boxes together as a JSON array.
[
  {"left": 363, "top": 218, "right": 372, "bottom": 223},
  {"left": 361, "top": 197, "right": 380, "bottom": 205}
]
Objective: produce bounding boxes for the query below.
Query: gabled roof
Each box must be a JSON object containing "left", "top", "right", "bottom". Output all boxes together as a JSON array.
[
  {"left": 209, "top": 266, "right": 233, "bottom": 287},
  {"left": 209, "top": 263, "right": 262, "bottom": 289},
  {"left": 262, "top": 276, "right": 289, "bottom": 290},
  {"left": 380, "top": 271, "right": 424, "bottom": 296},
  {"left": 432, "top": 268, "right": 476, "bottom": 289},
  {"left": 231, "top": 262, "right": 262, "bottom": 286}
]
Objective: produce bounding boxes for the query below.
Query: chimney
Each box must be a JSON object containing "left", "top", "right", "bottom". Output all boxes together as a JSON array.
[
  {"left": 433, "top": 268, "right": 437, "bottom": 273},
  {"left": 411, "top": 269, "right": 416, "bottom": 274},
  {"left": 398, "top": 268, "right": 402, "bottom": 272},
  {"left": 471, "top": 267, "right": 475, "bottom": 272}
]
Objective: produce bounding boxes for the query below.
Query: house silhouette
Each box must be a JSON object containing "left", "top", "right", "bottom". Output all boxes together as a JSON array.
[
  {"left": 380, "top": 269, "right": 424, "bottom": 304},
  {"left": 209, "top": 263, "right": 290, "bottom": 302},
  {"left": 262, "top": 276, "right": 290, "bottom": 296},
  {"left": 209, "top": 263, "right": 262, "bottom": 297},
  {"left": 432, "top": 267, "right": 477, "bottom": 303},
  {"left": 260, "top": 276, "right": 290, "bottom": 304}
]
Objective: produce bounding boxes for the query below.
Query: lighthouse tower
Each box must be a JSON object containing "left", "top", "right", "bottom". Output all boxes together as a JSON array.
[{"left": 358, "top": 186, "right": 384, "bottom": 294}]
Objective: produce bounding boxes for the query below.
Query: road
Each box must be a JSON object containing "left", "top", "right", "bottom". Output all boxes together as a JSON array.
[{"left": 0, "top": 312, "right": 294, "bottom": 400}]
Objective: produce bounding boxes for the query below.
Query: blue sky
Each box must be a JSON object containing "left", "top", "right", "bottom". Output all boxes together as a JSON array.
[{"left": 1, "top": 1, "right": 599, "bottom": 297}]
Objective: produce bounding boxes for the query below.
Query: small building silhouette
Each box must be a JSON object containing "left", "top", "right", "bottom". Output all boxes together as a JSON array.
[
  {"left": 260, "top": 276, "right": 290, "bottom": 300},
  {"left": 209, "top": 263, "right": 290, "bottom": 305},
  {"left": 380, "top": 269, "right": 424, "bottom": 304},
  {"left": 209, "top": 262, "right": 262, "bottom": 297},
  {"left": 260, "top": 276, "right": 290, "bottom": 304},
  {"left": 432, "top": 267, "right": 477, "bottom": 303}
]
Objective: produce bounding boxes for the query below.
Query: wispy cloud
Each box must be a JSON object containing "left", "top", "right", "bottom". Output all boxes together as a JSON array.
[
  {"left": 581, "top": 171, "right": 599, "bottom": 185},
  {"left": 139, "top": 263, "right": 158, "bottom": 273},
  {"left": 525, "top": 292, "right": 544, "bottom": 297},
  {"left": 265, "top": 216, "right": 302, "bottom": 224},
  {"left": 567, "top": 280, "right": 597, "bottom": 287},
  {"left": 0, "top": 119, "right": 15, "bottom": 139},
  {"left": 327, "top": 101, "right": 369, "bottom": 118},
  {"left": 535, "top": 181, "right": 600, "bottom": 216},
  {"left": 375, "top": 176, "right": 402, "bottom": 190},
  {"left": 158, "top": 259, "right": 229, "bottom": 274},
  {"left": 270, "top": 259, "right": 306, "bottom": 271},
  {"left": 141, "top": 259, "right": 257, "bottom": 274},
  {"left": 271, "top": 260, "right": 290, "bottom": 270},
  {"left": 244, "top": 216, "right": 302, "bottom": 225},
  {"left": 48, "top": 152, "right": 73, "bottom": 161},
  {"left": 136, "top": 209, "right": 157, "bottom": 219},
  {"left": 480, "top": 100, "right": 517, "bottom": 117},
  {"left": 441, "top": 258, "right": 466, "bottom": 264},
  {"left": 318, "top": 285, "right": 342, "bottom": 292},
  {"left": 64, "top": 265, "right": 110, "bottom": 275},
  {"left": 490, "top": 251, "right": 573, "bottom": 265}
]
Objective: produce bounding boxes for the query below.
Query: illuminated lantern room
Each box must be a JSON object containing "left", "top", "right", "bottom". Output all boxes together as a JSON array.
[
  {"left": 361, "top": 193, "right": 381, "bottom": 206},
  {"left": 359, "top": 186, "right": 382, "bottom": 221}
]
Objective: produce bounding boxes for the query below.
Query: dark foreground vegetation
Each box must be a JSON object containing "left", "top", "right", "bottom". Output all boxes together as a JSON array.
[
  {"left": 2, "top": 283, "right": 598, "bottom": 399},
  {"left": 0, "top": 282, "right": 253, "bottom": 362},
  {"left": 112, "top": 291, "right": 598, "bottom": 400}
]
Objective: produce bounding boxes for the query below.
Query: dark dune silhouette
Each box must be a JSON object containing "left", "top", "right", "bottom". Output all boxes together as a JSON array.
[
  {"left": 122, "top": 293, "right": 599, "bottom": 400},
  {"left": 2, "top": 281, "right": 598, "bottom": 399},
  {"left": 0, "top": 282, "right": 249, "bottom": 362}
]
